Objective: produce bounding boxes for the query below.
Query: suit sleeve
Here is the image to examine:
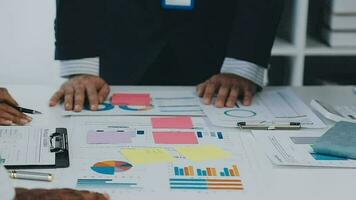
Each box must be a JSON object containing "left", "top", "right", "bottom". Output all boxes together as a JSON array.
[
  {"left": 55, "top": 0, "right": 105, "bottom": 60},
  {"left": 226, "top": 0, "right": 284, "bottom": 68}
]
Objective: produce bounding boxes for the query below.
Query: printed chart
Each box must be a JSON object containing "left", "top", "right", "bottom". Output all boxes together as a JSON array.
[
  {"left": 91, "top": 161, "right": 133, "bottom": 175},
  {"left": 169, "top": 163, "right": 244, "bottom": 191}
]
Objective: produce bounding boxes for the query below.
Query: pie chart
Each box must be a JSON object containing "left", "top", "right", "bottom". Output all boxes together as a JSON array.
[{"left": 91, "top": 161, "right": 133, "bottom": 175}]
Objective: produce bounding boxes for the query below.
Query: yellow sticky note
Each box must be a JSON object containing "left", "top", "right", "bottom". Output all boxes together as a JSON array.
[
  {"left": 121, "top": 148, "right": 174, "bottom": 165},
  {"left": 176, "top": 145, "right": 231, "bottom": 162}
]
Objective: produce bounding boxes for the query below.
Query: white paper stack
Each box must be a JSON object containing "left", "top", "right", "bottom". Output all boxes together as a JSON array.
[{"left": 323, "top": 0, "right": 356, "bottom": 47}]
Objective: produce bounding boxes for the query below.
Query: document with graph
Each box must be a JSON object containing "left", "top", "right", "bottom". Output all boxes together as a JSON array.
[
  {"left": 58, "top": 116, "right": 262, "bottom": 200},
  {"left": 252, "top": 131, "right": 356, "bottom": 168},
  {"left": 63, "top": 90, "right": 204, "bottom": 116},
  {"left": 201, "top": 89, "right": 326, "bottom": 128}
]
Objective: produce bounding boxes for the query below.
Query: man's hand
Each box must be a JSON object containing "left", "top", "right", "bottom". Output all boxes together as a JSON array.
[
  {"left": 197, "top": 73, "right": 257, "bottom": 108},
  {"left": 15, "top": 188, "right": 110, "bottom": 200},
  {"left": 49, "top": 75, "right": 110, "bottom": 112},
  {"left": 0, "top": 88, "right": 32, "bottom": 125}
]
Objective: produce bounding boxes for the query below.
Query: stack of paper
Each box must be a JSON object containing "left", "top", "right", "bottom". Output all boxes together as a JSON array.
[{"left": 323, "top": 0, "right": 356, "bottom": 46}]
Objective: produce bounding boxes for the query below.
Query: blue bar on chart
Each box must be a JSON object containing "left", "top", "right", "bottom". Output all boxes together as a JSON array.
[
  {"left": 174, "top": 165, "right": 240, "bottom": 177},
  {"left": 217, "top": 132, "right": 223, "bottom": 139},
  {"left": 197, "top": 132, "right": 203, "bottom": 138},
  {"left": 77, "top": 179, "right": 139, "bottom": 189},
  {"left": 136, "top": 130, "right": 145, "bottom": 135}
]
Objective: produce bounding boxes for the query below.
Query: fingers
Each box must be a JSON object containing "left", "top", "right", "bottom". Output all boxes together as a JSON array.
[
  {"left": 226, "top": 86, "right": 239, "bottom": 108},
  {"left": 49, "top": 89, "right": 64, "bottom": 107},
  {"left": 64, "top": 86, "right": 74, "bottom": 111},
  {"left": 0, "top": 88, "right": 18, "bottom": 106},
  {"left": 243, "top": 87, "right": 253, "bottom": 106},
  {"left": 98, "top": 84, "right": 110, "bottom": 104},
  {"left": 215, "top": 85, "right": 230, "bottom": 108},
  {"left": 73, "top": 85, "right": 85, "bottom": 112},
  {"left": 202, "top": 82, "right": 218, "bottom": 105},
  {"left": 196, "top": 83, "right": 206, "bottom": 97},
  {"left": 86, "top": 85, "right": 99, "bottom": 110},
  {"left": 81, "top": 191, "right": 110, "bottom": 200},
  {"left": 0, "top": 104, "right": 32, "bottom": 125}
]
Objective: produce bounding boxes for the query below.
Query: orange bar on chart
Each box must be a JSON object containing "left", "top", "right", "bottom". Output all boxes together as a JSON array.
[
  {"left": 229, "top": 169, "right": 235, "bottom": 176},
  {"left": 233, "top": 165, "right": 240, "bottom": 176},
  {"left": 207, "top": 168, "right": 212, "bottom": 176},
  {"left": 212, "top": 168, "right": 217, "bottom": 176},
  {"left": 188, "top": 166, "right": 194, "bottom": 176},
  {"left": 184, "top": 167, "right": 190, "bottom": 176}
]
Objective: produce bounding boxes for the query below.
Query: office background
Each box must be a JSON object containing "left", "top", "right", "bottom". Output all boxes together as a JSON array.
[{"left": 0, "top": 0, "right": 355, "bottom": 86}]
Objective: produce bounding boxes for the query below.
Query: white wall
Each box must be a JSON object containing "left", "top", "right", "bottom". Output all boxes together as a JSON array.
[{"left": 0, "top": 0, "right": 64, "bottom": 85}]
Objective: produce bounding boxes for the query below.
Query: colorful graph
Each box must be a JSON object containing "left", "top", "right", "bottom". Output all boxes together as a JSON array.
[
  {"left": 173, "top": 164, "right": 240, "bottom": 177},
  {"left": 224, "top": 109, "right": 257, "bottom": 118},
  {"left": 169, "top": 178, "right": 243, "bottom": 191},
  {"left": 91, "top": 161, "right": 132, "bottom": 175},
  {"left": 77, "top": 179, "right": 139, "bottom": 189},
  {"left": 84, "top": 102, "right": 115, "bottom": 111},
  {"left": 118, "top": 105, "right": 153, "bottom": 111}
]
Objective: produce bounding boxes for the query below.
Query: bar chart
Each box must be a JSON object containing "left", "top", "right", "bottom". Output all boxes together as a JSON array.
[
  {"left": 77, "top": 179, "right": 140, "bottom": 189},
  {"left": 173, "top": 164, "right": 240, "bottom": 177}
]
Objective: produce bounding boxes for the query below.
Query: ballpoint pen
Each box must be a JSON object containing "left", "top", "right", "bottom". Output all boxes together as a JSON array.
[{"left": 0, "top": 100, "right": 42, "bottom": 114}]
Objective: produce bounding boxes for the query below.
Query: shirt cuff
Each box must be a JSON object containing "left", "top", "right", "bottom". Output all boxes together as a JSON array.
[
  {"left": 221, "top": 57, "right": 266, "bottom": 87},
  {"left": 60, "top": 57, "right": 100, "bottom": 78}
]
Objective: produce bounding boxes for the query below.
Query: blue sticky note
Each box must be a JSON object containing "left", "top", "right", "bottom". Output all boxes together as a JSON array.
[{"left": 312, "top": 121, "right": 356, "bottom": 160}]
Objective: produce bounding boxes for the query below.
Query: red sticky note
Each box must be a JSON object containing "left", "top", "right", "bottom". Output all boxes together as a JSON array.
[
  {"left": 151, "top": 117, "right": 193, "bottom": 129},
  {"left": 153, "top": 132, "right": 198, "bottom": 144},
  {"left": 111, "top": 93, "right": 151, "bottom": 106}
]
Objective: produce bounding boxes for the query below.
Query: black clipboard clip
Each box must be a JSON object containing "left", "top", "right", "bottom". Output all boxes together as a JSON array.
[{"left": 50, "top": 129, "right": 68, "bottom": 153}]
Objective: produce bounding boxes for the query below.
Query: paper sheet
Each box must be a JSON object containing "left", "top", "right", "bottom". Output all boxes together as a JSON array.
[
  {"left": 0, "top": 127, "right": 55, "bottom": 166},
  {"left": 201, "top": 89, "right": 326, "bottom": 128},
  {"left": 176, "top": 145, "right": 231, "bottom": 162},
  {"left": 252, "top": 131, "right": 356, "bottom": 168}
]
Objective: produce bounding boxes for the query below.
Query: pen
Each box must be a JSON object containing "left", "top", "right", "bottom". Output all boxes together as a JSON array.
[
  {"left": 237, "top": 122, "right": 301, "bottom": 130},
  {"left": 9, "top": 170, "right": 53, "bottom": 182},
  {"left": 0, "top": 100, "right": 42, "bottom": 114}
]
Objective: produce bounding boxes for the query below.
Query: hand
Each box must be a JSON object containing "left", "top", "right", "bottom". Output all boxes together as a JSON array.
[
  {"left": 15, "top": 188, "right": 110, "bottom": 200},
  {"left": 49, "top": 75, "right": 110, "bottom": 112},
  {"left": 0, "top": 88, "right": 32, "bottom": 125},
  {"left": 197, "top": 73, "right": 257, "bottom": 108}
]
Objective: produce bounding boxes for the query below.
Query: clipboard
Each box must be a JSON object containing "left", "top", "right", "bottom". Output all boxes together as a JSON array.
[{"left": 5, "top": 128, "right": 70, "bottom": 169}]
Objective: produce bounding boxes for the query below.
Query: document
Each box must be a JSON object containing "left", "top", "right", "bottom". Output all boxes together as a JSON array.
[
  {"left": 63, "top": 90, "right": 204, "bottom": 116},
  {"left": 252, "top": 131, "right": 356, "bottom": 168},
  {"left": 0, "top": 127, "right": 55, "bottom": 166},
  {"left": 201, "top": 89, "right": 326, "bottom": 128}
]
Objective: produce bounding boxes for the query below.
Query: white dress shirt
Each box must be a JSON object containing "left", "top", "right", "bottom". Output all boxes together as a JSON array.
[
  {"left": 0, "top": 165, "right": 15, "bottom": 200},
  {"left": 60, "top": 57, "right": 266, "bottom": 87}
]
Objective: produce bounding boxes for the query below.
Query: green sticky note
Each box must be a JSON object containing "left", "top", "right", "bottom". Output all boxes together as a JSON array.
[
  {"left": 121, "top": 148, "right": 174, "bottom": 165},
  {"left": 176, "top": 145, "right": 231, "bottom": 162}
]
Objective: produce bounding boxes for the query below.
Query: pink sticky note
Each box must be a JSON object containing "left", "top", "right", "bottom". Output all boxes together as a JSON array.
[
  {"left": 111, "top": 93, "right": 151, "bottom": 106},
  {"left": 87, "top": 131, "right": 133, "bottom": 144},
  {"left": 151, "top": 117, "right": 193, "bottom": 129},
  {"left": 153, "top": 132, "right": 198, "bottom": 144}
]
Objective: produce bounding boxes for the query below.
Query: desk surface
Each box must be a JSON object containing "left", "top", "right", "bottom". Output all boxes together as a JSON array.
[{"left": 5, "top": 85, "right": 356, "bottom": 200}]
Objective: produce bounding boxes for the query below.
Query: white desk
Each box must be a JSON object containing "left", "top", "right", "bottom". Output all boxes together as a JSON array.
[{"left": 6, "top": 85, "right": 356, "bottom": 200}]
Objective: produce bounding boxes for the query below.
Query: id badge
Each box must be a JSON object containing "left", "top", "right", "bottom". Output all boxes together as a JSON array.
[{"left": 162, "top": 0, "right": 195, "bottom": 10}]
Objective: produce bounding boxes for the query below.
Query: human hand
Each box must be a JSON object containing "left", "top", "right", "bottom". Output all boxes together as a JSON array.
[
  {"left": 15, "top": 188, "right": 110, "bottom": 200},
  {"left": 49, "top": 75, "right": 110, "bottom": 112},
  {"left": 196, "top": 73, "right": 257, "bottom": 108},
  {"left": 0, "top": 88, "right": 32, "bottom": 125}
]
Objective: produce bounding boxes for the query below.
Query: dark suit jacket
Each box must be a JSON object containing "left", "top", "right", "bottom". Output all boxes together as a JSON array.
[{"left": 55, "top": 0, "right": 283, "bottom": 85}]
